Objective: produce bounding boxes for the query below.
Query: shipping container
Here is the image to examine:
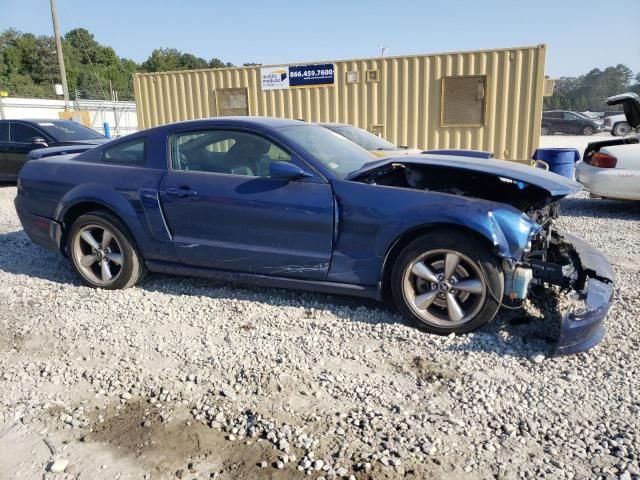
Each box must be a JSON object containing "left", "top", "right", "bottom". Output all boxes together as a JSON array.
[{"left": 133, "top": 44, "right": 547, "bottom": 160}]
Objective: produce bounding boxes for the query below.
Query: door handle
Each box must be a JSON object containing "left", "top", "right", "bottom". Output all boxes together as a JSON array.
[{"left": 166, "top": 186, "right": 198, "bottom": 197}]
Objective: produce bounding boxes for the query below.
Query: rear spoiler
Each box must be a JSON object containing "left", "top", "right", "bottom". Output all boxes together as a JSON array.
[{"left": 28, "top": 145, "right": 96, "bottom": 160}]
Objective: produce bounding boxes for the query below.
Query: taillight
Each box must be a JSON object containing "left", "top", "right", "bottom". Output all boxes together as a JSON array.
[{"left": 588, "top": 152, "right": 617, "bottom": 168}]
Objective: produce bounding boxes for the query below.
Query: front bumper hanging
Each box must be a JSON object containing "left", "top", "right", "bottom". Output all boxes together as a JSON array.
[{"left": 552, "top": 231, "right": 615, "bottom": 356}]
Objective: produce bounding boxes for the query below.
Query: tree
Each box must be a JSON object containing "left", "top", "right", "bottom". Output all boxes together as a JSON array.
[
  {"left": 141, "top": 49, "right": 232, "bottom": 72},
  {"left": 209, "top": 57, "right": 234, "bottom": 69},
  {"left": 0, "top": 28, "right": 235, "bottom": 100},
  {"left": 544, "top": 64, "right": 637, "bottom": 111}
]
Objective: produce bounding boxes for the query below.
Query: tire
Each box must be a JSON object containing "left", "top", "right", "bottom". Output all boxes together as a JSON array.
[
  {"left": 390, "top": 230, "right": 503, "bottom": 335},
  {"left": 582, "top": 126, "right": 595, "bottom": 136},
  {"left": 68, "top": 211, "right": 146, "bottom": 289},
  {"left": 612, "top": 122, "right": 630, "bottom": 136},
  {"left": 541, "top": 126, "right": 551, "bottom": 136}
]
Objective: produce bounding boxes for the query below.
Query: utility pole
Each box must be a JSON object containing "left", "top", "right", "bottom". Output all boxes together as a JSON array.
[{"left": 50, "top": 0, "right": 70, "bottom": 110}]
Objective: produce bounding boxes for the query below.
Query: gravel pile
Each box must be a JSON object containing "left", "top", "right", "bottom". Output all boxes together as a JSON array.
[{"left": 0, "top": 184, "right": 639, "bottom": 480}]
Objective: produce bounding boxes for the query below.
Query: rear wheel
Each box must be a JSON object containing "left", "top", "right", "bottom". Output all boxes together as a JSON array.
[
  {"left": 391, "top": 231, "right": 503, "bottom": 335},
  {"left": 612, "top": 122, "right": 630, "bottom": 136},
  {"left": 541, "top": 126, "right": 551, "bottom": 136},
  {"left": 68, "top": 211, "right": 145, "bottom": 289},
  {"left": 582, "top": 126, "right": 595, "bottom": 136}
]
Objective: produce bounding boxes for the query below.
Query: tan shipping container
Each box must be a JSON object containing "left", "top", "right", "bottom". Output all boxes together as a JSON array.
[{"left": 133, "top": 44, "right": 546, "bottom": 161}]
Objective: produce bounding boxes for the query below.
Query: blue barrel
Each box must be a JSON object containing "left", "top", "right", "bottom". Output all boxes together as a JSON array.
[{"left": 532, "top": 148, "right": 580, "bottom": 179}]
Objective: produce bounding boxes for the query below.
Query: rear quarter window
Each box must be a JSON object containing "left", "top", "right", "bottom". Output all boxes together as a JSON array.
[{"left": 101, "top": 138, "right": 146, "bottom": 165}]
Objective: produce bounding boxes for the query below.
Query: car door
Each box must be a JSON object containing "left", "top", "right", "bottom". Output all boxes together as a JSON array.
[
  {"left": 0, "top": 122, "right": 11, "bottom": 180},
  {"left": 542, "top": 112, "right": 557, "bottom": 133},
  {"left": 543, "top": 112, "right": 560, "bottom": 133},
  {"left": 561, "top": 112, "right": 580, "bottom": 134},
  {"left": 551, "top": 112, "right": 564, "bottom": 132},
  {"left": 158, "top": 128, "right": 334, "bottom": 281},
  {"left": 6, "top": 122, "right": 49, "bottom": 179},
  {"left": 552, "top": 112, "right": 567, "bottom": 133}
]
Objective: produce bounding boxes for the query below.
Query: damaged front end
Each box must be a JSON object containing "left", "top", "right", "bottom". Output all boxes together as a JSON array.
[{"left": 349, "top": 155, "right": 615, "bottom": 355}]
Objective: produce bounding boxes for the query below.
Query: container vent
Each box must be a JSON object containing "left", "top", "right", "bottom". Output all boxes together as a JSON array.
[
  {"left": 346, "top": 71, "right": 359, "bottom": 83},
  {"left": 366, "top": 70, "right": 379, "bottom": 82},
  {"left": 441, "top": 75, "right": 486, "bottom": 126},
  {"left": 215, "top": 88, "right": 249, "bottom": 116}
]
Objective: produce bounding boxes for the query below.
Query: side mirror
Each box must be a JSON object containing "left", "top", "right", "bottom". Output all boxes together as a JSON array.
[
  {"left": 31, "top": 137, "right": 48, "bottom": 147},
  {"left": 269, "top": 161, "right": 311, "bottom": 180}
]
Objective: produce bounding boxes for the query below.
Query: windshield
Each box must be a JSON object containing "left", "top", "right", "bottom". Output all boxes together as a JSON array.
[
  {"left": 278, "top": 124, "right": 376, "bottom": 179},
  {"left": 36, "top": 121, "right": 105, "bottom": 141},
  {"left": 323, "top": 124, "right": 398, "bottom": 151}
]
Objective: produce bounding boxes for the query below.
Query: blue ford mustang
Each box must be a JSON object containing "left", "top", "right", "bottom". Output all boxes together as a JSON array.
[{"left": 14, "top": 117, "right": 614, "bottom": 355}]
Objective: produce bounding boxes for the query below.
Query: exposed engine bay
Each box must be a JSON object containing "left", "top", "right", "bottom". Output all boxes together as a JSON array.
[{"left": 353, "top": 162, "right": 561, "bottom": 214}]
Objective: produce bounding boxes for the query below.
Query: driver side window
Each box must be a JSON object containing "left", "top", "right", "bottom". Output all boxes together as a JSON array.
[
  {"left": 11, "top": 123, "right": 42, "bottom": 143},
  {"left": 170, "top": 129, "right": 291, "bottom": 177}
]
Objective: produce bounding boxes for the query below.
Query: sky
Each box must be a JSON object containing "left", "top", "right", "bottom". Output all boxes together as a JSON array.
[{"left": 1, "top": 0, "right": 639, "bottom": 78}]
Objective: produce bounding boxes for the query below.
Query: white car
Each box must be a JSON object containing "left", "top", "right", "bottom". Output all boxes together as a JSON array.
[
  {"left": 602, "top": 113, "right": 631, "bottom": 136},
  {"left": 576, "top": 93, "right": 640, "bottom": 200}
]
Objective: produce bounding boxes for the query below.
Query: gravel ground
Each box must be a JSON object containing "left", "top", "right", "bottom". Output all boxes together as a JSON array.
[{"left": 1, "top": 134, "right": 639, "bottom": 480}]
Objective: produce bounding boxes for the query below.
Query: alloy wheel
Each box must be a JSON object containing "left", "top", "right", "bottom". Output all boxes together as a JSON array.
[
  {"left": 72, "top": 224, "right": 124, "bottom": 286},
  {"left": 401, "top": 249, "right": 487, "bottom": 327}
]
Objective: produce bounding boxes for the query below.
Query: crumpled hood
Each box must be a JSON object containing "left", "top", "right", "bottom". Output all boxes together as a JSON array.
[{"left": 347, "top": 154, "right": 582, "bottom": 198}]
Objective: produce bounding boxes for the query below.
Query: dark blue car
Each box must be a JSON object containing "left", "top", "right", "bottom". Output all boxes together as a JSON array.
[{"left": 14, "top": 117, "right": 614, "bottom": 355}]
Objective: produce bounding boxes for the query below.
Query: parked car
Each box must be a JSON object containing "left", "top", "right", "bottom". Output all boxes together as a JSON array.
[
  {"left": 15, "top": 117, "right": 614, "bottom": 355},
  {"left": 576, "top": 92, "right": 640, "bottom": 200},
  {"left": 0, "top": 119, "right": 107, "bottom": 182},
  {"left": 541, "top": 110, "right": 602, "bottom": 136},
  {"left": 602, "top": 113, "right": 631, "bottom": 137},
  {"left": 318, "top": 123, "right": 422, "bottom": 157}
]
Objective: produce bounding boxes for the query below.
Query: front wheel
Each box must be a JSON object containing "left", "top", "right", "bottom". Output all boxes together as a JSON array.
[
  {"left": 68, "top": 211, "right": 146, "bottom": 289},
  {"left": 541, "top": 126, "right": 551, "bottom": 136},
  {"left": 582, "top": 126, "right": 595, "bottom": 136},
  {"left": 391, "top": 231, "right": 503, "bottom": 335}
]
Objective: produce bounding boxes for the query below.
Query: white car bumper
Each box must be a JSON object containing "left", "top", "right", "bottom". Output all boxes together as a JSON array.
[{"left": 575, "top": 161, "right": 640, "bottom": 200}]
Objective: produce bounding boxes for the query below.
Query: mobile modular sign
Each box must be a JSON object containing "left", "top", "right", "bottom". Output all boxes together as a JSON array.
[{"left": 261, "top": 63, "right": 334, "bottom": 90}]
